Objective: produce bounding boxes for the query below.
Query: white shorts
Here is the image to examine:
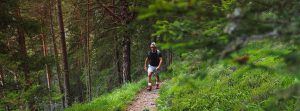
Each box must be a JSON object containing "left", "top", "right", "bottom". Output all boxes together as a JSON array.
[{"left": 148, "top": 65, "right": 159, "bottom": 76}]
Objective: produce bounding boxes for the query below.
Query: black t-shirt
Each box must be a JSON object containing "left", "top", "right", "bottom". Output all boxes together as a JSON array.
[{"left": 147, "top": 50, "right": 162, "bottom": 66}]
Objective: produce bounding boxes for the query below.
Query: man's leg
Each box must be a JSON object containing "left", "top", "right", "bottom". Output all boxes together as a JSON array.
[
  {"left": 148, "top": 72, "right": 152, "bottom": 85},
  {"left": 147, "top": 69, "right": 153, "bottom": 91},
  {"left": 155, "top": 73, "right": 160, "bottom": 89},
  {"left": 155, "top": 74, "right": 160, "bottom": 83}
]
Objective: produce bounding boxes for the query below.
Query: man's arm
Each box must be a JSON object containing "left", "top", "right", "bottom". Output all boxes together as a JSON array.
[
  {"left": 157, "top": 57, "right": 163, "bottom": 70},
  {"left": 144, "top": 57, "right": 149, "bottom": 71}
]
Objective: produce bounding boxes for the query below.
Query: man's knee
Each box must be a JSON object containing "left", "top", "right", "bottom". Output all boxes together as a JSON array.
[{"left": 148, "top": 72, "right": 152, "bottom": 77}]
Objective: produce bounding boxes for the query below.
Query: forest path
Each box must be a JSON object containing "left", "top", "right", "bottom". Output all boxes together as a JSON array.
[{"left": 126, "top": 81, "right": 165, "bottom": 111}]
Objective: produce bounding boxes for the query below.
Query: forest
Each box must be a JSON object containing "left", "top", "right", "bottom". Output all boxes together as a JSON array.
[{"left": 1, "top": 0, "right": 300, "bottom": 111}]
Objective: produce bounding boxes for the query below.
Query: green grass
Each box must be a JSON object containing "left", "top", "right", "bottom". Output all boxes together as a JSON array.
[
  {"left": 65, "top": 79, "right": 147, "bottom": 111},
  {"left": 157, "top": 40, "right": 298, "bottom": 111}
]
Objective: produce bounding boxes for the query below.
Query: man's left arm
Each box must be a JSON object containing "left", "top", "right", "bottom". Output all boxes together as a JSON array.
[{"left": 157, "top": 57, "right": 163, "bottom": 70}]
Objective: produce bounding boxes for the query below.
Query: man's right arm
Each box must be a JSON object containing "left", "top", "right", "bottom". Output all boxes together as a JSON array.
[{"left": 144, "top": 57, "right": 148, "bottom": 71}]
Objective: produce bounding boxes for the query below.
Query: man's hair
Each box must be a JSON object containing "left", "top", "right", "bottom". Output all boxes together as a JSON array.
[{"left": 150, "top": 42, "right": 156, "bottom": 47}]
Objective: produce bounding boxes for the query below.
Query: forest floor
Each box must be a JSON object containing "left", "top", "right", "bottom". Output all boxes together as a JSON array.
[{"left": 126, "top": 82, "right": 165, "bottom": 111}]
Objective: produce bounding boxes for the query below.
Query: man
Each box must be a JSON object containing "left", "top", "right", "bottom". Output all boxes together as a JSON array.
[{"left": 144, "top": 42, "right": 163, "bottom": 91}]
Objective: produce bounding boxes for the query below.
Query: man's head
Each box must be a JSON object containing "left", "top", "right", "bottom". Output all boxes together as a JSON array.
[{"left": 150, "top": 42, "right": 157, "bottom": 51}]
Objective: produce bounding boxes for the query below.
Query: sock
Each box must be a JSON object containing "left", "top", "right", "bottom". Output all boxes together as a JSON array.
[{"left": 148, "top": 83, "right": 151, "bottom": 86}]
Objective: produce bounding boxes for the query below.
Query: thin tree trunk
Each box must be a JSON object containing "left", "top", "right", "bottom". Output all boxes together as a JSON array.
[
  {"left": 0, "top": 66, "right": 3, "bottom": 87},
  {"left": 120, "top": 0, "right": 132, "bottom": 83},
  {"left": 0, "top": 66, "right": 4, "bottom": 101},
  {"left": 41, "top": 33, "right": 53, "bottom": 110},
  {"left": 114, "top": 35, "right": 122, "bottom": 85},
  {"left": 85, "top": 0, "right": 92, "bottom": 101},
  {"left": 49, "top": 0, "right": 65, "bottom": 107},
  {"left": 40, "top": 22, "right": 52, "bottom": 89},
  {"left": 73, "top": 40, "right": 84, "bottom": 103},
  {"left": 0, "top": 67, "right": 5, "bottom": 110},
  {"left": 56, "top": 0, "right": 72, "bottom": 107},
  {"left": 78, "top": 30, "right": 85, "bottom": 103},
  {"left": 76, "top": 61, "right": 84, "bottom": 102}
]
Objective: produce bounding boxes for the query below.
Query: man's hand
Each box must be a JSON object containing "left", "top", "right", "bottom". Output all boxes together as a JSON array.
[
  {"left": 157, "top": 57, "right": 162, "bottom": 71},
  {"left": 156, "top": 66, "right": 161, "bottom": 71},
  {"left": 144, "top": 66, "right": 147, "bottom": 72}
]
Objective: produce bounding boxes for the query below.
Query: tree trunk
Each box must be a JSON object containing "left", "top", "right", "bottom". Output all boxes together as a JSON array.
[
  {"left": 0, "top": 66, "right": 5, "bottom": 110},
  {"left": 16, "top": 11, "right": 30, "bottom": 86},
  {"left": 120, "top": 0, "right": 132, "bottom": 83},
  {"left": 85, "top": 0, "right": 92, "bottom": 101},
  {"left": 41, "top": 33, "right": 53, "bottom": 110},
  {"left": 16, "top": 30, "right": 29, "bottom": 84},
  {"left": 41, "top": 34, "right": 52, "bottom": 91},
  {"left": 114, "top": 35, "right": 122, "bottom": 85},
  {"left": 16, "top": 6, "right": 35, "bottom": 110},
  {"left": 0, "top": 66, "right": 4, "bottom": 101},
  {"left": 56, "top": 0, "right": 72, "bottom": 107},
  {"left": 111, "top": 0, "right": 122, "bottom": 85},
  {"left": 0, "top": 66, "right": 3, "bottom": 87},
  {"left": 121, "top": 33, "right": 131, "bottom": 83},
  {"left": 49, "top": 0, "right": 65, "bottom": 107}
]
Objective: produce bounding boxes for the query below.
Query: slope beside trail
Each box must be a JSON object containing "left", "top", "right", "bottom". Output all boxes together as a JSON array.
[{"left": 127, "top": 82, "right": 165, "bottom": 111}]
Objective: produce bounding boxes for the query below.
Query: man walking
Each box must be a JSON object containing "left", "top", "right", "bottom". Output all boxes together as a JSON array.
[{"left": 144, "top": 42, "right": 163, "bottom": 91}]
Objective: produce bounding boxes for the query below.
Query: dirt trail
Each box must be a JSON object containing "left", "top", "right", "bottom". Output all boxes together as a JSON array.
[{"left": 127, "top": 82, "right": 164, "bottom": 111}]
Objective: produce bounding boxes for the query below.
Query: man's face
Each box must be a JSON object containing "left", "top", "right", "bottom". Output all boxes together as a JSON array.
[{"left": 150, "top": 46, "right": 156, "bottom": 51}]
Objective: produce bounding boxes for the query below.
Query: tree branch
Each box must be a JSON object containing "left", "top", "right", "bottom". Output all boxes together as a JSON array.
[{"left": 95, "top": 0, "right": 122, "bottom": 22}]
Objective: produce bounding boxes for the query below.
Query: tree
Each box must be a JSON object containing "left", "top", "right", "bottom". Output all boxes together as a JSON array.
[
  {"left": 16, "top": 7, "right": 31, "bottom": 87},
  {"left": 56, "top": 0, "right": 72, "bottom": 107},
  {"left": 95, "top": 0, "right": 134, "bottom": 83},
  {"left": 49, "top": 0, "right": 65, "bottom": 107},
  {"left": 114, "top": 35, "right": 122, "bottom": 85},
  {"left": 120, "top": 0, "right": 132, "bottom": 83},
  {"left": 85, "top": 0, "right": 92, "bottom": 101},
  {"left": 41, "top": 32, "right": 53, "bottom": 110}
]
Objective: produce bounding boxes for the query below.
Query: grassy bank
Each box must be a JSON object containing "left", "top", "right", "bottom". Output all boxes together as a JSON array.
[
  {"left": 157, "top": 40, "right": 299, "bottom": 111},
  {"left": 65, "top": 79, "right": 147, "bottom": 111}
]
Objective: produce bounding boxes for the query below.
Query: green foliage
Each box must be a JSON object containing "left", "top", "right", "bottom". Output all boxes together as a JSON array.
[
  {"left": 151, "top": 19, "right": 229, "bottom": 56},
  {"left": 138, "top": 0, "right": 232, "bottom": 57},
  {"left": 157, "top": 40, "right": 298, "bottom": 110}
]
